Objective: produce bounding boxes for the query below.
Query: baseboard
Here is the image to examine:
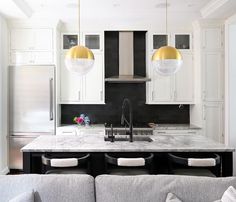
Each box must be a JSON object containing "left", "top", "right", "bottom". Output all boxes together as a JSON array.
[{"left": 0, "top": 167, "right": 9, "bottom": 175}]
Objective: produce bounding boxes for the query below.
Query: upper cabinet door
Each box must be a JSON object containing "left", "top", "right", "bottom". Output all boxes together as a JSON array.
[
  {"left": 10, "top": 28, "right": 53, "bottom": 51},
  {"left": 203, "top": 52, "right": 223, "bottom": 102},
  {"left": 82, "top": 32, "right": 103, "bottom": 51},
  {"left": 60, "top": 53, "right": 83, "bottom": 103},
  {"left": 11, "top": 29, "right": 34, "bottom": 50},
  {"left": 152, "top": 34, "right": 169, "bottom": 50},
  {"left": 34, "top": 29, "right": 53, "bottom": 51},
  {"left": 173, "top": 33, "right": 191, "bottom": 50},
  {"left": 202, "top": 28, "right": 223, "bottom": 51},
  {"left": 175, "top": 52, "right": 194, "bottom": 102},
  {"left": 151, "top": 69, "right": 173, "bottom": 102},
  {"left": 83, "top": 53, "right": 104, "bottom": 103}
]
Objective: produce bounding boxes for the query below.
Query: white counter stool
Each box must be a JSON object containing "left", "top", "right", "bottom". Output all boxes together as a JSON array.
[
  {"left": 41, "top": 154, "right": 90, "bottom": 174},
  {"left": 105, "top": 153, "right": 154, "bottom": 175},
  {"left": 168, "top": 153, "right": 221, "bottom": 177}
]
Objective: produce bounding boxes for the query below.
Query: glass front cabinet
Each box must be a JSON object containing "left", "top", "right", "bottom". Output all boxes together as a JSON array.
[{"left": 149, "top": 32, "right": 191, "bottom": 52}]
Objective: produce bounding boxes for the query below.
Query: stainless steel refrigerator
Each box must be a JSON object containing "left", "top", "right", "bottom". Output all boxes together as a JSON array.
[{"left": 9, "top": 65, "right": 55, "bottom": 169}]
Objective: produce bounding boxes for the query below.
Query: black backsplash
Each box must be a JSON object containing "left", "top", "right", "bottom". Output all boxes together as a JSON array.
[
  {"left": 61, "top": 83, "right": 189, "bottom": 124},
  {"left": 60, "top": 31, "right": 190, "bottom": 125}
]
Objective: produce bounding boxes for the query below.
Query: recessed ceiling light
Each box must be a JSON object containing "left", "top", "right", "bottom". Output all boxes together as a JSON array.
[{"left": 155, "top": 3, "right": 170, "bottom": 8}]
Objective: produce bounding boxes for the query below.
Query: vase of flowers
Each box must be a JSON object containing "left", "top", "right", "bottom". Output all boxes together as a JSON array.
[{"left": 73, "top": 114, "right": 90, "bottom": 126}]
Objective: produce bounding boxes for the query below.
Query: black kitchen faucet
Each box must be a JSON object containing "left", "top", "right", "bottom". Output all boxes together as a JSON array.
[{"left": 121, "top": 98, "right": 133, "bottom": 142}]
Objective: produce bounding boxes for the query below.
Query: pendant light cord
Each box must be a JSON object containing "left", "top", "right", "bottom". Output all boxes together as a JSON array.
[
  {"left": 166, "top": 0, "right": 168, "bottom": 34},
  {"left": 78, "top": 0, "right": 81, "bottom": 45}
]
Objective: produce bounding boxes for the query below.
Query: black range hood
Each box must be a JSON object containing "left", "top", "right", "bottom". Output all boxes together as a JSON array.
[{"left": 105, "top": 31, "right": 151, "bottom": 83}]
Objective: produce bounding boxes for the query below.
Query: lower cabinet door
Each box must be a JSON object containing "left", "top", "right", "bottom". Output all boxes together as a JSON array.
[{"left": 203, "top": 102, "right": 223, "bottom": 143}]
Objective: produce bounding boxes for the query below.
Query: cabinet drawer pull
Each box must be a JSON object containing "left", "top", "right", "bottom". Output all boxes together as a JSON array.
[{"left": 78, "top": 91, "right": 81, "bottom": 101}]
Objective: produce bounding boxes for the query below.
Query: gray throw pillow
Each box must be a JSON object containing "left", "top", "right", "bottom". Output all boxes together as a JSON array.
[
  {"left": 166, "top": 193, "right": 182, "bottom": 202},
  {"left": 9, "top": 191, "right": 34, "bottom": 202}
]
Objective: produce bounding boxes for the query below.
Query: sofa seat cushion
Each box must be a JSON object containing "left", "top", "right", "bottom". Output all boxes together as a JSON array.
[
  {"left": 9, "top": 191, "right": 34, "bottom": 202},
  {"left": 95, "top": 175, "right": 236, "bottom": 202},
  {"left": 0, "top": 174, "right": 95, "bottom": 202}
]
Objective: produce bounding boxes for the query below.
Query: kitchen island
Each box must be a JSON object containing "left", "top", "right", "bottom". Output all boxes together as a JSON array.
[{"left": 22, "top": 133, "right": 235, "bottom": 176}]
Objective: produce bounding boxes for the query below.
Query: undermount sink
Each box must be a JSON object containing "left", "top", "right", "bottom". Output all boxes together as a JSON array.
[{"left": 104, "top": 135, "right": 153, "bottom": 142}]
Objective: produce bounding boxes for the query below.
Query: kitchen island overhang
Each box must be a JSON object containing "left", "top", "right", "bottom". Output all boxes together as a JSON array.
[{"left": 21, "top": 134, "right": 235, "bottom": 176}]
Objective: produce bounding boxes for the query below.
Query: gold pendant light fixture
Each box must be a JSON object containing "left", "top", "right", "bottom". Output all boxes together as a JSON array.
[
  {"left": 65, "top": 0, "right": 94, "bottom": 75},
  {"left": 152, "top": 0, "right": 183, "bottom": 76}
]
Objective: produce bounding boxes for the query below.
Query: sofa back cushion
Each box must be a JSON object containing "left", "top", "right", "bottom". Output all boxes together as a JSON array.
[
  {"left": 95, "top": 175, "right": 236, "bottom": 202},
  {"left": 0, "top": 174, "right": 95, "bottom": 202}
]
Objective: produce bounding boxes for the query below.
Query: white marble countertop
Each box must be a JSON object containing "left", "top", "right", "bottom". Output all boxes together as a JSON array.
[
  {"left": 154, "top": 124, "right": 201, "bottom": 130},
  {"left": 58, "top": 124, "right": 201, "bottom": 131},
  {"left": 21, "top": 133, "right": 234, "bottom": 153}
]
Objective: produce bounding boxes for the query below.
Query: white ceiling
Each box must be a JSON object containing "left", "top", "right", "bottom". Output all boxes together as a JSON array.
[
  {"left": 0, "top": 0, "right": 211, "bottom": 23},
  {"left": 1, "top": 0, "right": 236, "bottom": 30}
]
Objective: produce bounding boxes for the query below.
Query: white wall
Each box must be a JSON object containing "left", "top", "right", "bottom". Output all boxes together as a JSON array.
[
  {"left": 0, "top": 14, "right": 9, "bottom": 175},
  {"left": 225, "top": 14, "right": 236, "bottom": 175}
]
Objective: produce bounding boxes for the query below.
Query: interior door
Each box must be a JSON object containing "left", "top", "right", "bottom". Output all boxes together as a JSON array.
[{"left": 9, "top": 65, "right": 55, "bottom": 133}]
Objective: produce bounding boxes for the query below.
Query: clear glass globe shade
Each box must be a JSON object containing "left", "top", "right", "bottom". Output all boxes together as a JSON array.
[
  {"left": 65, "top": 58, "right": 94, "bottom": 76},
  {"left": 152, "top": 59, "right": 183, "bottom": 76}
]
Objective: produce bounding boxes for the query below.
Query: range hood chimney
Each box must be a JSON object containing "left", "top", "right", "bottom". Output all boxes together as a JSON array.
[{"left": 105, "top": 31, "right": 151, "bottom": 83}]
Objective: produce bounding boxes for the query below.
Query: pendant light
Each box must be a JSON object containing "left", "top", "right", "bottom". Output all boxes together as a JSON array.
[
  {"left": 152, "top": 0, "right": 183, "bottom": 76},
  {"left": 65, "top": 0, "right": 94, "bottom": 75}
]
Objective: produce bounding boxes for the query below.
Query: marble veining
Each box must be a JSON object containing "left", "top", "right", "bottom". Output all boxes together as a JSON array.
[{"left": 22, "top": 133, "right": 234, "bottom": 152}]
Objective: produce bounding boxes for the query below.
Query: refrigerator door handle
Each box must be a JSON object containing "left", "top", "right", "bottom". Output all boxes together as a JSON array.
[{"left": 49, "top": 78, "right": 54, "bottom": 121}]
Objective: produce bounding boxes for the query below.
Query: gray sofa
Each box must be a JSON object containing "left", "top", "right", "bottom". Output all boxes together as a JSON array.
[
  {"left": 1, "top": 174, "right": 236, "bottom": 202},
  {"left": 0, "top": 174, "right": 95, "bottom": 202}
]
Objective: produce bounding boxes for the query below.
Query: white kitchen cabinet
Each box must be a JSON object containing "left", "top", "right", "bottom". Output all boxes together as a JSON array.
[
  {"left": 151, "top": 69, "right": 173, "bottom": 103},
  {"left": 203, "top": 102, "right": 224, "bottom": 143},
  {"left": 82, "top": 32, "right": 103, "bottom": 51},
  {"left": 148, "top": 32, "right": 191, "bottom": 52},
  {"left": 83, "top": 53, "right": 104, "bottom": 103},
  {"left": 150, "top": 33, "right": 170, "bottom": 51},
  {"left": 60, "top": 53, "right": 104, "bottom": 104},
  {"left": 175, "top": 52, "right": 194, "bottom": 102},
  {"left": 10, "top": 28, "right": 53, "bottom": 51},
  {"left": 147, "top": 52, "right": 194, "bottom": 104},
  {"left": 10, "top": 28, "right": 54, "bottom": 65},
  {"left": 202, "top": 52, "right": 224, "bottom": 102},
  {"left": 173, "top": 33, "right": 192, "bottom": 50},
  {"left": 60, "top": 53, "right": 83, "bottom": 103},
  {"left": 190, "top": 21, "right": 225, "bottom": 143},
  {"left": 10, "top": 51, "right": 32, "bottom": 65},
  {"left": 202, "top": 27, "right": 223, "bottom": 51},
  {"left": 34, "top": 29, "right": 53, "bottom": 51},
  {"left": 11, "top": 51, "right": 54, "bottom": 65},
  {"left": 10, "top": 29, "right": 34, "bottom": 50}
]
